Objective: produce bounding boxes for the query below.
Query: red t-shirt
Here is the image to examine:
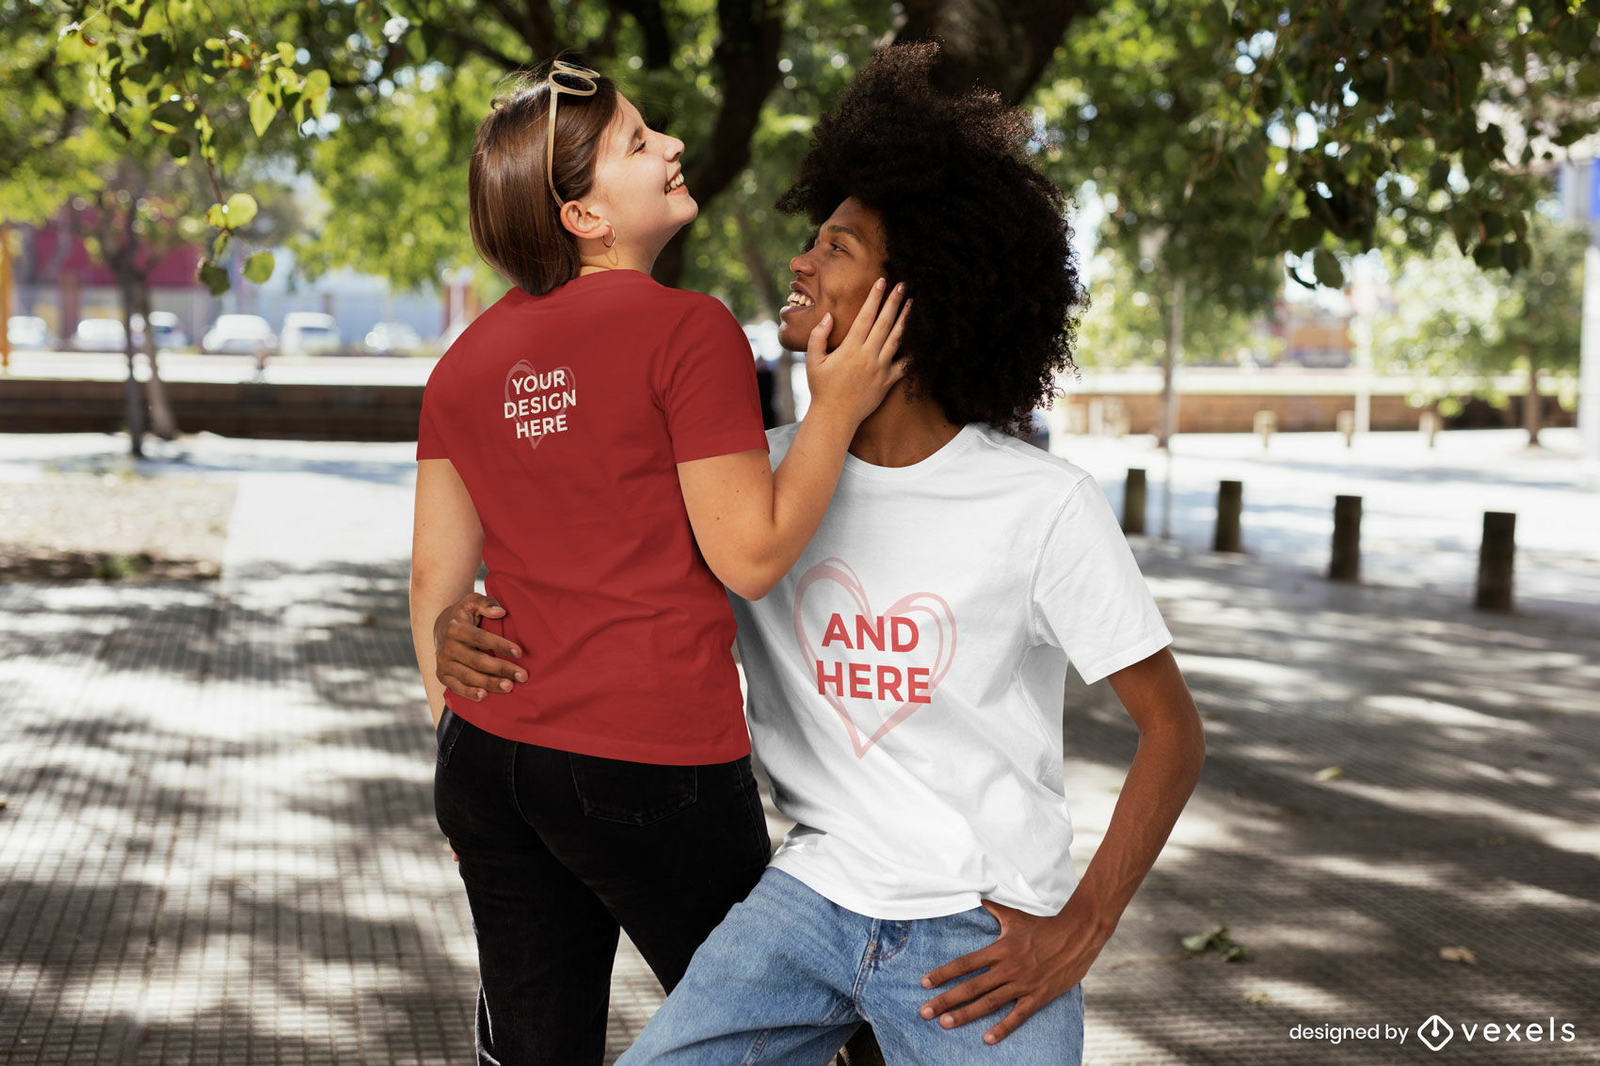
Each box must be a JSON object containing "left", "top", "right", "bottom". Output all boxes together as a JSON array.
[{"left": 417, "top": 270, "right": 768, "bottom": 764}]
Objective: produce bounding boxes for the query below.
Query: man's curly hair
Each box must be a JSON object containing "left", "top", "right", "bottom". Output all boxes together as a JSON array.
[{"left": 777, "top": 42, "right": 1084, "bottom": 433}]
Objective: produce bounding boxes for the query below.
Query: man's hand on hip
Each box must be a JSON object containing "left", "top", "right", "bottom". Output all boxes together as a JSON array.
[
  {"left": 918, "top": 893, "right": 1112, "bottom": 1045},
  {"left": 433, "top": 593, "right": 526, "bottom": 701}
]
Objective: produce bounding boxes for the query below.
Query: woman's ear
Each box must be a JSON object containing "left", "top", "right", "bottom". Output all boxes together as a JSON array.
[{"left": 560, "top": 199, "right": 609, "bottom": 242}]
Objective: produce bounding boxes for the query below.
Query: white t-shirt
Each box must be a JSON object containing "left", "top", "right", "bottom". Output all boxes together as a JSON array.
[{"left": 731, "top": 422, "right": 1172, "bottom": 920}]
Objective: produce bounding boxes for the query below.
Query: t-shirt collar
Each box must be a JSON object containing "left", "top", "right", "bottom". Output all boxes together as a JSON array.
[{"left": 842, "top": 422, "right": 982, "bottom": 481}]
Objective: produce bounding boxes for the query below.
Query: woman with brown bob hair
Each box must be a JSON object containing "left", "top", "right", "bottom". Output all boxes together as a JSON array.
[{"left": 409, "top": 59, "right": 909, "bottom": 1065}]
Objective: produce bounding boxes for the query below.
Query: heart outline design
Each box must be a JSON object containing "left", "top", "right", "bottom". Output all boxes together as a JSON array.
[
  {"left": 504, "top": 359, "right": 576, "bottom": 451},
  {"left": 793, "top": 557, "right": 957, "bottom": 758}
]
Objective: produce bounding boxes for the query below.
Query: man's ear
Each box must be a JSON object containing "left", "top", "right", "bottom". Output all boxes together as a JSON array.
[{"left": 560, "top": 199, "right": 609, "bottom": 242}]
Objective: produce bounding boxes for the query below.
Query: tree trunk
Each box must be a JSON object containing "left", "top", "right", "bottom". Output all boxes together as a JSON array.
[
  {"left": 898, "top": 0, "right": 1088, "bottom": 104},
  {"left": 117, "top": 280, "right": 147, "bottom": 458},
  {"left": 1522, "top": 360, "right": 1542, "bottom": 448},
  {"left": 647, "top": 0, "right": 1088, "bottom": 289},
  {"left": 136, "top": 277, "right": 179, "bottom": 440},
  {"left": 735, "top": 205, "right": 795, "bottom": 423},
  {"left": 653, "top": 0, "right": 782, "bottom": 288},
  {"left": 1158, "top": 275, "right": 1184, "bottom": 449}
]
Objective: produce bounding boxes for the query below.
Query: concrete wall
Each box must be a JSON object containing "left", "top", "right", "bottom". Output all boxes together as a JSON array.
[
  {"left": 1061, "top": 391, "right": 1577, "bottom": 435},
  {"left": 1, "top": 378, "right": 1574, "bottom": 441},
  {"left": 0, "top": 378, "right": 423, "bottom": 441}
]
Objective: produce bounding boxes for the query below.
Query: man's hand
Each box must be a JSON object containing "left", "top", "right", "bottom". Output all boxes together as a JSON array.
[
  {"left": 918, "top": 894, "right": 1112, "bottom": 1045},
  {"left": 433, "top": 593, "right": 526, "bottom": 702}
]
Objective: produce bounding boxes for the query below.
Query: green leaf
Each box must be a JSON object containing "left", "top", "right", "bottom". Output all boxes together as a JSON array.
[
  {"left": 87, "top": 75, "right": 117, "bottom": 116},
  {"left": 57, "top": 27, "right": 97, "bottom": 64},
  {"left": 169, "top": 134, "right": 191, "bottom": 161},
  {"left": 1182, "top": 926, "right": 1230, "bottom": 954},
  {"left": 1499, "top": 240, "right": 1520, "bottom": 274},
  {"left": 198, "top": 263, "right": 231, "bottom": 296},
  {"left": 141, "top": 34, "right": 173, "bottom": 71},
  {"left": 224, "top": 193, "right": 258, "bottom": 228},
  {"left": 1312, "top": 248, "right": 1344, "bottom": 288},
  {"left": 204, "top": 202, "right": 228, "bottom": 228},
  {"left": 213, "top": 232, "right": 231, "bottom": 258},
  {"left": 151, "top": 99, "right": 189, "bottom": 132},
  {"left": 303, "top": 69, "right": 331, "bottom": 120},
  {"left": 249, "top": 89, "right": 275, "bottom": 137},
  {"left": 243, "top": 251, "right": 276, "bottom": 285},
  {"left": 1287, "top": 216, "right": 1323, "bottom": 256}
]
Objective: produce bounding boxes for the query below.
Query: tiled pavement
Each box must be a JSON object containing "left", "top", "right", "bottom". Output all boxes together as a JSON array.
[{"left": 1, "top": 433, "right": 1597, "bottom": 1064}]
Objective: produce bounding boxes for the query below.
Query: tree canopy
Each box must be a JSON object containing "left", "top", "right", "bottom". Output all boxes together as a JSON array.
[
  {"left": 1374, "top": 209, "right": 1586, "bottom": 438},
  {"left": 11, "top": 0, "right": 1600, "bottom": 323}
]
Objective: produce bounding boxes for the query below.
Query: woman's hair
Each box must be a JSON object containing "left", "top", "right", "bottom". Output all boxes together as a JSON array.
[
  {"left": 777, "top": 43, "right": 1085, "bottom": 433},
  {"left": 469, "top": 63, "right": 620, "bottom": 295}
]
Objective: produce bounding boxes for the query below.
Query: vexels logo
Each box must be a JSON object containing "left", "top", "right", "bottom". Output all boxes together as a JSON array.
[
  {"left": 1416, "top": 1014, "right": 1576, "bottom": 1051},
  {"left": 1418, "top": 1015, "right": 1453, "bottom": 1052}
]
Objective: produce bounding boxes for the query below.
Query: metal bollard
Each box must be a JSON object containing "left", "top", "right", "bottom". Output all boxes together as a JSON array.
[
  {"left": 1335, "top": 409, "right": 1356, "bottom": 448},
  {"left": 1123, "top": 468, "right": 1147, "bottom": 535},
  {"left": 1253, "top": 410, "right": 1277, "bottom": 451},
  {"left": 1475, "top": 512, "right": 1516, "bottom": 612},
  {"left": 1329, "top": 495, "right": 1362, "bottom": 582},
  {"left": 1213, "top": 480, "right": 1243, "bottom": 553}
]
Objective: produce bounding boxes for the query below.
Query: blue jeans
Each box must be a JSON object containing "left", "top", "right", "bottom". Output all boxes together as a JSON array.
[
  {"left": 434, "top": 707, "right": 772, "bottom": 1066},
  {"left": 619, "top": 868, "right": 1084, "bottom": 1065}
]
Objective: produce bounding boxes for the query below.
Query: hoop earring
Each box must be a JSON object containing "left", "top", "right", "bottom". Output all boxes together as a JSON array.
[{"left": 602, "top": 226, "right": 617, "bottom": 249}]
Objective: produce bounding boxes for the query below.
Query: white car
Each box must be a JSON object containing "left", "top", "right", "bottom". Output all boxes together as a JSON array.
[
  {"left": 133, "top": 311, "right": 189, "bottom": 351},
  {"left": 280, "top": 311, "right": 342, "bottom": 356},
  {"left": 363, "top": 321, "right": 422, "bottom": 354},
  {"left": 7, "top": 315, "right": 51, "bottom": 350},
  {"left": 203, "top": 314, "right": 278, "bottom": 355},
  {"left": 72, "top": 317, "right": 128, "bottom": 352}
]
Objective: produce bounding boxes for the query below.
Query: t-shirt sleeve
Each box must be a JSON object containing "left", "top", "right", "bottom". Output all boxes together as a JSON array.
[
  {"left": 1031, "top": 476, "right": 1172, "bottom": 685},
  {"left": 416, "top": 362, "right": 452, "bottom": 460},
  {"left": 658, "top": 299, "right": 770, "bottom": 463}
]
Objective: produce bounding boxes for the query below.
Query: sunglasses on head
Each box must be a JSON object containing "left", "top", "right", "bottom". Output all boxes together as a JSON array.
[{"left": 544, "top": 60, "right": 601, "bottom": 209}]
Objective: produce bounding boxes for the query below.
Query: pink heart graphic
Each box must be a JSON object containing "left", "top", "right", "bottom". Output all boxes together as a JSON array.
[
  {"left": 504, "top": 360, "right": 576, "bottom": 451},
  {"left": 793, "top": 558, "right": 957, "bottom": 758}
]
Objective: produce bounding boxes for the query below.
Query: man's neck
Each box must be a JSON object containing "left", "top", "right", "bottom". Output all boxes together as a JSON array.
[{"left": 846, "top": 382, "right": 965, "bottom": 467}]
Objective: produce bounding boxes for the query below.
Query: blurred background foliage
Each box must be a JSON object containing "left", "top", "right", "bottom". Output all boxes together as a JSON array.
[{"left": 5, "top": 0, "right": 1599, "bottom": 386}]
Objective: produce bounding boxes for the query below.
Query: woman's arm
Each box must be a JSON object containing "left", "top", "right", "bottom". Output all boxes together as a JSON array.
[
  {"left": 677, "top": 280, "right": 908, "bottom": 600},
  {"left": 409, "top": 458, "right": 487, "bottom": 725}
]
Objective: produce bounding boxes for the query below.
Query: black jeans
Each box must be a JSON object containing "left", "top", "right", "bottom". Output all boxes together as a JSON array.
[{"left": 434, "top": 708, "right": 772, "bottom": 1066}]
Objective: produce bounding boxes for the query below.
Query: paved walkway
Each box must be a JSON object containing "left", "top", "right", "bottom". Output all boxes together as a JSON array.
[{"left": 1, "top": 431, "right": 1597, "bottom": 1064}]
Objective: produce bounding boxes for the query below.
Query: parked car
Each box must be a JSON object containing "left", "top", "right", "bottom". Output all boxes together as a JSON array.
[
  {"left": 202, "top": 314, "right": 277, "bottom": 355},
  {"left": 6, "top": 315, "right": 52, "bottom": 350},
  {"left": 363, "top": 321, "right": 422, "bottom": 354},
  {"left": 72, "top": 317, "right": 128, "bottom": 352},
  {"left": 280, "top": 311, "right": 342, "bottom": 356},
  {"left": 132, "top": 311, "right": 189, "bottom": 351}
]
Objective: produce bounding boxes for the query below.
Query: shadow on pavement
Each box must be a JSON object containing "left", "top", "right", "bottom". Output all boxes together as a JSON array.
[{"left": 1062, "top": 545, "right": 1600, "bottom": 1064}]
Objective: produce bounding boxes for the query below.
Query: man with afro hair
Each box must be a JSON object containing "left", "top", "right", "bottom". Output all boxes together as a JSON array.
[
  {"left": 617, "top": 43, "right": 1205, "bottom": 1064},
  {"left": 436, "top": 42, "right": 1205, "bottom": 1064}
]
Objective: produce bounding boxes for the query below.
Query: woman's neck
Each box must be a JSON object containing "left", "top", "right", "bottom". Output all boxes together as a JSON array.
[{"left": 577, "top": 242, "right": 662, "bottom": 277}]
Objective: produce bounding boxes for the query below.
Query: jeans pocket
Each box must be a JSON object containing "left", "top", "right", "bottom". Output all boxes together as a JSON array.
[
  {"left": 436, "top": 707, "right": 466, "bottom": 767},
  {"left": 568, "top": 753, "right": 698, "bottom": 826}
]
